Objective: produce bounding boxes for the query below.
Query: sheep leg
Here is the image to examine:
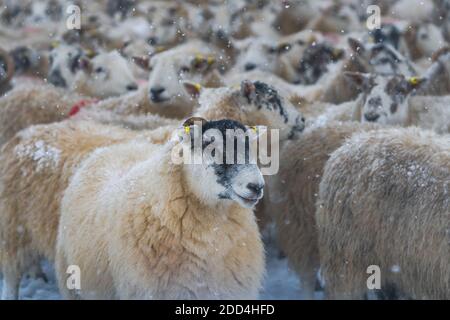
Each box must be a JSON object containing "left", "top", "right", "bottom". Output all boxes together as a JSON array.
[
  {"left": 27, "top": 263, "right": 48, "bottom": 283},
  {"left": 1, "top": 267, "right": 20, "bottom": 300},
  {"left": 300, "top": 270, "right": 316, "bottom": 300}
]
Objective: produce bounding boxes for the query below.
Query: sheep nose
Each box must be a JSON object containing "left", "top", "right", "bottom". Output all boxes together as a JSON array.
[
  {"left": 150, "top": 86, "right": 166, "bottom": 102},
  {"left": 126, "top": 83, "right": 138, "bottom": 91},
  {"left": 150, "top": 86, "right": 165, "bottom": 95},
  {"left": 364, "top": 112, "right": 380, "bottom": 122},
  {"left": 246, "top": 183, "right": 264, "bottom": 197},
  {"left": 244, "top": 63, "right": 257, "bottom": 71}
]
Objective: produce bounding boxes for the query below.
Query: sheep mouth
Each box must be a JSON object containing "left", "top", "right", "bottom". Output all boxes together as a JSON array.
[
  {"left": 150, "top": 94, "right": 170, "bottom": 103},
  {"left": 232, "top": 191, "right": 262, "bottom": 207}
]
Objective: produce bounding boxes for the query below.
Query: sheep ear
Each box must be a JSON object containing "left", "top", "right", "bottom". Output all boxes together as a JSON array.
[
  {"left": 348, "top": 38, "right": 365, "bottom": 55},
  {"left": 240, "top": 80, "right": 256, "bottom": 100},
  {"left": 343, "top": 72, "right": 371, "bottom": 90},
  {"left": 132, "top": 56, "right": 150, "bottom": 70},
  {"left": 245, "top": 125, "right": 268, "bottom": 141},
  {"left": 175, "top": 117, "right": 207, "bottom": 144},
  {"left": 183, "top": 81, "right": 203, "bottom": 98}
]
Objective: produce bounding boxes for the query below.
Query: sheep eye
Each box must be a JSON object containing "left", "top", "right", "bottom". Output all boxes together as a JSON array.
[
  {"left": 267, "top": 46, "right": 277, "bottom": 54},
  {"left": 420, "top": 33, "right": 428, "bottom": 40},
  {"left": 95, "top": 67, "right": 104, "bottom": 73}
]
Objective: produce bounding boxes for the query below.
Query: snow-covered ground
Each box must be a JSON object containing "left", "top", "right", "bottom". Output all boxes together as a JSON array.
[{"left": 0, "top": 237, "right": 323, "bottom": 300}]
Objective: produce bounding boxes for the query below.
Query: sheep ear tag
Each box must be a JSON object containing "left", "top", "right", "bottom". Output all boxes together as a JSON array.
[
  {"left": 408, "top": 77, "right": 420, "bottom": 87},
  {"left": 246, "top": 125, "right": 267, "bottom": 140}
]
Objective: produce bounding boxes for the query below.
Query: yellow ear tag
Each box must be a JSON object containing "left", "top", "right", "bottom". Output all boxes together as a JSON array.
[
  {"left": 408, "top": 77, "right": 419, "bottom": 86},
  {"left": 85, "top": 49, "right": 95, "bottom": 57},
  {"left": 194, "top": 83, "right": 202, "bottom": 92},
  {"left": 51, "top": 41, "right": 60, "bottom": 48},
  {"left": 184, "top": 126, "right": 191, "bottom": 134},
  {"left": 195, "top": 54, "right": 204, "bottom": 62},
  {"left": 207, "top": 56, "right": 215, "bottom": 65},
  {"left": 250, "top": 126, "right": 258, "bottom": 133}
]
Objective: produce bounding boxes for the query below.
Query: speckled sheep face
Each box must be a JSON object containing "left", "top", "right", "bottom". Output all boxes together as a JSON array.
[
  {"left": 179, "top": 119, "right": 265, "bottom": 208},
  {"left": 296, "top": 42, "right": 344, "bottom": 85},
  {"left": 349, "top": 39, "right": 416, "bottom": 76},
  {"left": 79, "top": 51, "right": 138, "bottom": 98},
  {"left": 345, "top": 73, "right": 425, "bottom": 125},
  {"left": 236, "top": 81, "right": 305, "bottom": 140},
  {"left": 141, "top": 1, "right": 187, "bottom": 46},
  {"left": 48, "top": 44, "right": 84, "bottom": 88},
  {"left": 147, "top": 45, "right": 217, "bottom": 106}
]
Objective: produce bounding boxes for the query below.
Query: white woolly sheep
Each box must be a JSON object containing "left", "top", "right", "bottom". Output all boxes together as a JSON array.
[
  {"left": 0, "top": 120, "right": 138, "bottom": 299},
  {"left": 317, "top": 127, "right": 449, "bottom": 299},
  {"left": 264, "top": 121, "right": 381, "bottom": 299},
  {"left": 54, "top": 118, "right": 265, "bottom": 300},
  {"left": 48, "top": 46, "right": 139, "bottom": 98},
  {"left": 144, "top": 40, "right": 223, "bottom": 112}
]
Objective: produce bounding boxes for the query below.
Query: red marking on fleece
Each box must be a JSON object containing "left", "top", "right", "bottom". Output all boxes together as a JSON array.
[{"left": 68, "top": 99, "right": 99, "bottom": 117}]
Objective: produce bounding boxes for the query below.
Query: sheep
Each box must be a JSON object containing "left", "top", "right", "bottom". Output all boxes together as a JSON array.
[
  {"left": 138, "top": 40, "right": 224, "bottom": 117},
  {"left": 403, "top": 23, "right": 447, "bottom": 61},
  {"left": 0, "top": 83, "right": 83, "bottom": 146},
  {"left": 7, "top": 46, "right": 48, "bottom": 79},
  {"left": 0, "top": 120, "right": 139, "bottom": 300},
  {"left": 48, "top": 46, "right": 139, "bottom": 98},
  {"left": 264, "top": 121, "right": 381, "bottom": 299},
  {"left": 54, "top": 118, "right": 265, "bottom": 299},
  {"left": 415, "top": 47, "right": 450, "bottom": 96},
  {"left": 345, "top": 72, "right": 450, "bottom": 133},
  {"left": 316, "top": 127, "right": 449, "bottom": 299},
  {"left": 0, "top": 80, "right": 304, "bottom": 299},
  {"left": 230, "top": 36, "right": 302, "bottom": 82}
]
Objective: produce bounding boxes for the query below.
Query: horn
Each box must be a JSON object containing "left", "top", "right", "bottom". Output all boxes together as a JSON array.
[{"left": 0, "top": 47, "right": 15, "bottom": 86}]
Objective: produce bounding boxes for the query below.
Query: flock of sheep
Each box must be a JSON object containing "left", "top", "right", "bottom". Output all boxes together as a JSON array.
[{"left": 0, "top": 0, "right": 448, "bottom": 300}]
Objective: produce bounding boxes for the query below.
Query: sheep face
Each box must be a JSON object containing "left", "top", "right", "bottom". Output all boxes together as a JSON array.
[
  {"left": 147, "top": 45, "right": 217, "bottom": 105},
  {"left": 348, "top": 39, "right": 416, "bottom": 76},
  {"left": 143, "top": 1, "right": 187, "bottom": 46},
  {"left": 296, "top": 42, "right": 345, "bottom": 85},
  {"left": 345, "top": 72, "right": 425, "bottom": 125},
  {"left": 235, "top": 80, "right": 305, "bottom": 140},
  {"left": 10, "top": 46, "right": 42, "bottom": 74},
  {"left": 178, "top": 118, "right": 265, "bottom": 208},
  {"left": 189, "top": 80, "right": 305, "bottom": 140},
  {"left": 233, "top": 37, "right": 292, "bottom": 73},
  {"left": 48, "top": 44, "right": 84, "bottom": 88},
  {"left": 77, "top": 51, "right": 138, "bottom": 98},
  {"left": 414, "top": 24, "right": 446, "bottom": 58}
]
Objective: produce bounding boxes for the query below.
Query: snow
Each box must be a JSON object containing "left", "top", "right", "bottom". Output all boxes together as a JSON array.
[
  {"left": 15, "top": 140, "right": 61, "bottom": 172},
  {"left": 0, "top": 237, "right": 323, "bottom": 300}
]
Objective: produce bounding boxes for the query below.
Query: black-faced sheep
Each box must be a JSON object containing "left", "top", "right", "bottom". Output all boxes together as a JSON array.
[{"left": 55, "top": 118, "right": 265, "bottom": 299}]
